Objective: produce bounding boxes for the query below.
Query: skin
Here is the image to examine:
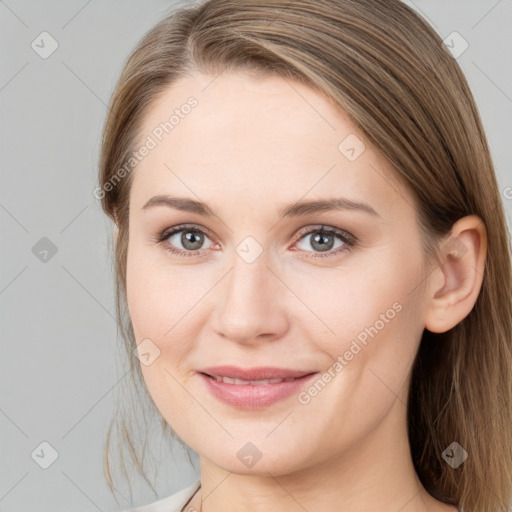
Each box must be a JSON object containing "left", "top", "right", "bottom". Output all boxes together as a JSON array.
[{"left": 123, "top": 70, "right": 486, "bottom": 512}]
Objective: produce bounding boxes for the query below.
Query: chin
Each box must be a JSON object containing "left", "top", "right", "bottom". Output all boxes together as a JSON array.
[{"left": 198, "top": 439, "right": 314, "bottom": 477}]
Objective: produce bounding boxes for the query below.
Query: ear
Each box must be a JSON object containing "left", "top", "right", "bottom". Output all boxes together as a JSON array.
[{"left": 423, "top": 215, "right": 487, "bottom": 334}]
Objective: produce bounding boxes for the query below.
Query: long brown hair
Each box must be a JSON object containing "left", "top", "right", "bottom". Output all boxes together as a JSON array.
[{"left": 98, "top": 1, "right": 512, "bottom": 509}]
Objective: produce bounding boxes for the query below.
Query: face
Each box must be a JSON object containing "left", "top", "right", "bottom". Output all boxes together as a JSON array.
[{"left": 125, "top": 70, "right": 432, "bottom": 476}]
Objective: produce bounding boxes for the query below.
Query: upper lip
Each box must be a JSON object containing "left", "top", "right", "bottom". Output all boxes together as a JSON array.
[{"left": 199, "top": 366, "right": 316, "bottom": 380}]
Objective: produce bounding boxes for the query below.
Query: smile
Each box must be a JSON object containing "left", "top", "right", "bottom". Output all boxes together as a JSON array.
[
  {"left": 198, "top": 369, "right": 318, "bottom": 409},
  {"left": 209, "top": 375, "right": 298, "bottom": 385}
]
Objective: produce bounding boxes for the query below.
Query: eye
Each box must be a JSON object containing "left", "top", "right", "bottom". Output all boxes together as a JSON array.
[
  {"left": 155, "top": 224, "right": 217, "bottom": 256},
  {"left": 292, "top": 225, "right": 357, "bottom": 258},
  {"left": 154, "top": 223, "right": 357, "bottom": 259}
]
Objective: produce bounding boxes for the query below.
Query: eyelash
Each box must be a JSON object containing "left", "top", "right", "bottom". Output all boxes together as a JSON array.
[{"left": 153, "top": 223, "right": 357, "bottom": 259}]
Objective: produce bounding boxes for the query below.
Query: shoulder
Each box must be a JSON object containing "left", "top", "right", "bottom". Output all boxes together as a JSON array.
[{"left": 118, "top": 480, "right": 201, "bottom": 512}]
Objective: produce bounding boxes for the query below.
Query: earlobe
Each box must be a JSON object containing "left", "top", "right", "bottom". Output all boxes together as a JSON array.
[{"left": 423, "top": 215, "right": 487, "bottom": 334}]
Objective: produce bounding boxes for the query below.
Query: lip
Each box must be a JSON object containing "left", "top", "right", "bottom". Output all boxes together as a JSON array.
[
  {"left": 198, "top": 366, "right": 318, "bottom": 409},
  {"left": 199, "top": 365, "right": 315, "bottom": 380}
]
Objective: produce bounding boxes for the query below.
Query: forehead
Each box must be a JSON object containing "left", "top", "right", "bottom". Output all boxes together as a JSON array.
[
  {"left": 137, "top": 71, "right": 357, "bottom": 157},
  {"left": 129, "top": 71, "right": 411, "bottom": 220}
]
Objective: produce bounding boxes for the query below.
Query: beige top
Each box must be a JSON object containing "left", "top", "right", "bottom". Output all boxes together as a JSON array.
[{"left": 120, "top": 480, "right": 201, "bottom": 512}]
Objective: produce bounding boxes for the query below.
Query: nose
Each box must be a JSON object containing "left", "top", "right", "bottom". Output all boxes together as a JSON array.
[{"left": 211, "top": 249, "right": 290, "bottom": 345}]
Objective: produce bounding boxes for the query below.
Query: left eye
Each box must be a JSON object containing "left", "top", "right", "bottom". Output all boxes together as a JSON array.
[{"left": 294, "top": 227, "right": 354, "bottom": 255}]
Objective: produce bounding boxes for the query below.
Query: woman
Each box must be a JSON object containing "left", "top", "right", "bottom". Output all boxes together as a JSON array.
[{"left": 98, "top": 1, "right": 512, "bottom": 511}]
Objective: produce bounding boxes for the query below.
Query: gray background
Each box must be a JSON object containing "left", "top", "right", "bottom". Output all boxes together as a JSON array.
[{"left": 1, "top": 1, "right": 511, "bottom": 511}]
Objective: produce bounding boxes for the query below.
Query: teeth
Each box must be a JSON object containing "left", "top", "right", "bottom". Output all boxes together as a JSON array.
[{"left": 211, "top": 376, "right": 297, "bottom": 385}]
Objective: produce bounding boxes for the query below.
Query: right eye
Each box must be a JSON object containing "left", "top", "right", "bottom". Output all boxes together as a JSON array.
[{"left": 155, "top": 224, "right": 218, "bottom": 256}]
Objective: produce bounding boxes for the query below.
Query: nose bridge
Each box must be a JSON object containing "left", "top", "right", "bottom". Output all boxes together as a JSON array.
[
  {"left": 222, "top": 229, "right": 268, "bottom": 292},
  {"left": 212, "top": 242, "right": 288, "bottom": 342},
  {"left": 225, "top": 246, "right": 273, "bottom": 313}
]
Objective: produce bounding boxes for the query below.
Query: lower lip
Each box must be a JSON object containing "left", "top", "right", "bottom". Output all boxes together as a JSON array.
[{"left": 198, "top": 372, "right": 318, "bottom": 409}]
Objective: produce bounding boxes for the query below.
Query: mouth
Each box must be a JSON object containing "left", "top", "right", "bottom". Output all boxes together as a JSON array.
[
  {"left": 203, "top": 374, "right": 301, "bottom": 385},
  {"left": 199, "top": 365, "right": 315, "bottom": 381},
  {"left": 197, "top": 366, "right": 318, "bottom": 409}
]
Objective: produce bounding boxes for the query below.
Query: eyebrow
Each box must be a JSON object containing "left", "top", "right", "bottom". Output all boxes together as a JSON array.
[{"left": 141, "top": 195, "right": 380, "bottom": 219}]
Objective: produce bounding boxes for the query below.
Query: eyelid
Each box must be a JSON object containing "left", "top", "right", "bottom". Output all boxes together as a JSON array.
[
  {"left": 155, "top": 223, "right": 218, "bottom": 253},
  {"left": 293, "top": 224, "right": 357, "bottom": 246},
  {"left": 156, "top": 223, "right": 214, "bottom": 241},
  {"left": 155, "top": 223, "right": 357, "bottom": 258}
]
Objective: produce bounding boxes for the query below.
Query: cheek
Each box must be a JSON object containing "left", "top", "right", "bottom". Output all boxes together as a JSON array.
[
  {"left": 286, "top": 249, "right": 426, "bottom": 378},
  {"left": 126, "top": 262, "right": 167, "bottom": 342},
  {"left": 289, "top": 259, "right": 426, "bottom": 449},
  {"left": 125, "top": 248, "right": 203, "bottom": 423},
  {"left": 287, "top": 265, "right": 403, "bottom": 342},
  {"left": 126, "top": 244, "right": 217, "bottom": 372},
  {"left": 126, "top": 243, "right": 197, "bottom": 339}
]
